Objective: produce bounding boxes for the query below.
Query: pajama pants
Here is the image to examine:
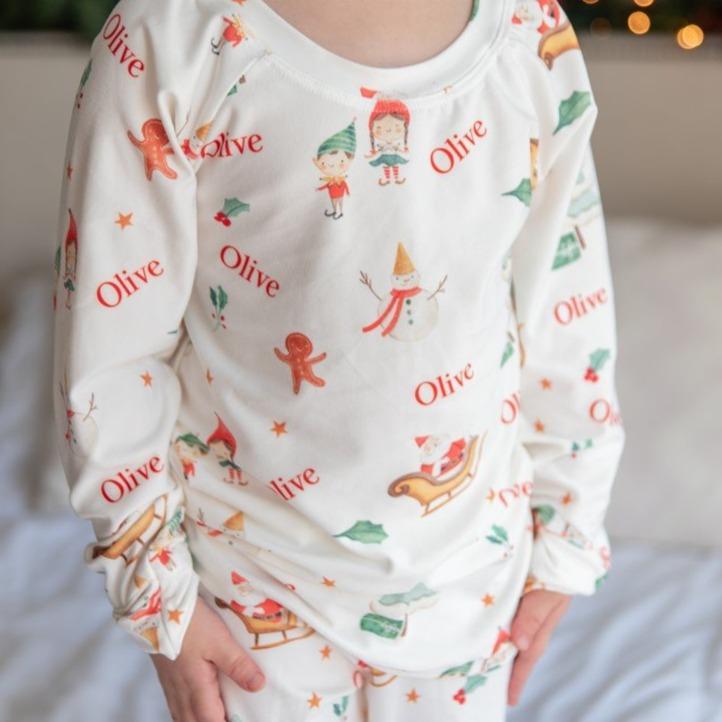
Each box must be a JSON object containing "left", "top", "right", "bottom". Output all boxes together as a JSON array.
[{"left": 197, "top": 581, "right": 518, "bottom": 722}]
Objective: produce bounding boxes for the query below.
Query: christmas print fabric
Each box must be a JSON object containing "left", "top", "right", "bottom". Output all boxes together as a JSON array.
[
  {"left": 195, "top": 577, "right": 517, "bottom": 721},
  {"left": 51, "top": 0, "right": 626, "bottom": 677}
]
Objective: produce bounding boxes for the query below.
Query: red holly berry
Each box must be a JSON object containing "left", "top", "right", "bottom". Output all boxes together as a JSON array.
[
  {"left": 584, "top": 367, "right": 599, "bottom": 382},
  {"left": 453, "top": 688, "right": 466, "bottom": 704}
]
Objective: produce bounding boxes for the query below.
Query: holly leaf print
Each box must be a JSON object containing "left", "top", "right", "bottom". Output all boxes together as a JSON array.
[
  {"left": 334, "top": 520, "right": 389, "bottom": 544},
  {"left": 589, "top": 348, "right": 611, "bottom": 370},
  {"left": 439, "top": 661, "right": 474, "bottom": 677},
  {"left": 464, "top": 673, "right": 488, "bottom": 694},
  {"left": 377, "top": 582, "right": 437, "bottom": 606},
  {"left": 491, "top": 524, "right": 508, "bottom": 542},
  {"left": 553, "top": 90, "right": 592, "bottom": 134},
  {"left": 333, "top": 695, "right": 349, "bottom": 716},
  {"left": 221, "top": 197, "right": 250, "bottom": 218},
  {"left": 217, "top": 285, "right": 228, "bottom": 311},
  {"left": 533, "top": 504, "right": 555, "bottom": 525},
  {"left": 502, "top": 178, "right": 533, "bottom": 207}
]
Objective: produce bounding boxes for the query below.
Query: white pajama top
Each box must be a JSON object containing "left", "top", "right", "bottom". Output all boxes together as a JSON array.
[{"left": 51, "top": 0, "right": 626, "bottom": 677}]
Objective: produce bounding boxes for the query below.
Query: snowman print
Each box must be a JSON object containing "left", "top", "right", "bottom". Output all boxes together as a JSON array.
[{"left": 360, "top": 242, "right": 447, "bottom": 341}]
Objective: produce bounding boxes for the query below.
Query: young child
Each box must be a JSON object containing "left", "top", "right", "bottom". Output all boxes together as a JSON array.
[{"left": 51, "top": 0, "right": 626, "bottom": 720}]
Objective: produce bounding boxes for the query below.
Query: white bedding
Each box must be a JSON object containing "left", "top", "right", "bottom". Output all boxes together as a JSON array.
[{"left": 2, "top": 217, "right": 721, "bottom": 721}]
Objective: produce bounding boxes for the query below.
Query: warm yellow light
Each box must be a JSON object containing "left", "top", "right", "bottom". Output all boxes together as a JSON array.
[
  {"left": 634, "top": 0, "right": 654, "bottom": 7},
  {"left": 627, "top": 11, "right": 651, "bottom": 34},
  {"left": 590, "top": 17, "right": 613, "bottom": 35},
  {"left": 581, "top": 0, "right": 600, "bottom": 5},
  {"left": 677, "top": 23, "right": 704, "bottom": 49}
]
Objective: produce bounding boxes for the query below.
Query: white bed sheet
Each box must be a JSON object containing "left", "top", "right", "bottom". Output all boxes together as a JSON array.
[{"left": 1, "top": 243, "right": 721, "bottom": 721}]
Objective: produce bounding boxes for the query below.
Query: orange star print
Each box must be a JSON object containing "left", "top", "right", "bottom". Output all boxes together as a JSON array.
[{"left": 128, "top": 118, "right": 178, "bottom": 181}]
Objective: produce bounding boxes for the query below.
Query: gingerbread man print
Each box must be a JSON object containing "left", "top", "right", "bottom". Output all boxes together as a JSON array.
[
  {"left": 128, "top": 118, "right": 178, "bottom": 181},
  {"left": 274, "top": 332, "right": 327, "bottom": 394}
]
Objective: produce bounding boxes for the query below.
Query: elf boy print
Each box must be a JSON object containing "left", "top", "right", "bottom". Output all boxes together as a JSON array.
[
  {"left": 313, "top": 118, "right": 357, "bottom": 220},
  {"left": 172, "top": 433, "right": 210, "bottom": 481},
  {"left": 361, "top": 88, "right": 411, "bottom": 185},
  {"left": 210, "top": 13, "right": 252, "bottom": 55}
]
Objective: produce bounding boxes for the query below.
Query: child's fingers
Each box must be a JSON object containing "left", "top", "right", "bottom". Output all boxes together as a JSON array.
[
  {"left": 507, "top": 647, "right": 536, "bottom": 705},
  {"left": 186, "top": 680, "right": 228, "bottom": 722},
  {"left": 510, "top": 590, "right": 569, "bottom": 651},
  {"left": 206, "top": 636, "right": 266, "bottom": 693}
]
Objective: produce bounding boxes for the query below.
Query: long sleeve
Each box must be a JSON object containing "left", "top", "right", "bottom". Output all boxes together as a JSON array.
[
  {"left": 50, "top": 0, "right": 219, "bottom": 658},
  {"left": 508, "top": 8, "right": 626, "bottom": 596}
]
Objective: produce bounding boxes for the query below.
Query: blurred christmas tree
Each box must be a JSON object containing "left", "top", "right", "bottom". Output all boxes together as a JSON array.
[
  {"left": 0, "top": 0, "right": 720, "bottom": 40},
  {"left": 0, "top": 0, "right": 118, "bottom": 38}
]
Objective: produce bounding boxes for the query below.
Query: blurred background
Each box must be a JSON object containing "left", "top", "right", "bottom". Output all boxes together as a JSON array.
[{"left": 1, "top": 1, "right": 721, "bottom": 721}]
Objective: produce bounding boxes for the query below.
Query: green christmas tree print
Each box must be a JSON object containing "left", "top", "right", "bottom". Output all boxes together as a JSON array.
[{"left": 552, "top": 231, "right": 582, "bottom": 269}]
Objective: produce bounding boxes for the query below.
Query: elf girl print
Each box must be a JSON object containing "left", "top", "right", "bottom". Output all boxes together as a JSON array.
[
  {"left": 313, "top": 119, "right": 357, "bottom": 220},
  {"left": 52, "top": 1, "right": 625, "bottom": 712},
  {"left": 362, "top": 89, "right": 411, "bottom": 186},
  {"left": 361, "top": 243, "right": 446, "bottom": 341}
]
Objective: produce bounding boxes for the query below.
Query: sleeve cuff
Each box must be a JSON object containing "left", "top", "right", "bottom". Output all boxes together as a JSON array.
[{"left": 523, "top": 515, "right": 612, "bottom": 597}]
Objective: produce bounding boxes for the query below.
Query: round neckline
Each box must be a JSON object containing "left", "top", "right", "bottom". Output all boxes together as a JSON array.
[{"left": 238, "top": 0, "right": 514, "bottom": 104}]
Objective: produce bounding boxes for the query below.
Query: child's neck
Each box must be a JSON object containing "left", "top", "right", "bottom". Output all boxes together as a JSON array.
[{"left": 259, "top": 0, "right": 476, "bottom": 68}]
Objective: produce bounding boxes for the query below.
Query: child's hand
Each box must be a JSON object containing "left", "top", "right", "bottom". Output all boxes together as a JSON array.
[
  {"left": 149, "top": 594, "right": 266, "bottom": 721},
  {"left": 507, "top": 589, "right": 572, "bottom": 706}
]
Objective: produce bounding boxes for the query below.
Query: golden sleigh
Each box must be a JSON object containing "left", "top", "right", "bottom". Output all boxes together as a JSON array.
[
  {"left": 387, "top": 432, "right": 487, "bottom": 516},
  {"left": 213, "top": 596, "right": 315, "bottom": 650},
  {"left": 89, "top": 496, "right": 167, "bottom": 566},
  {"left": 538, "top": 21, "right": 580, "bottom": 69}
]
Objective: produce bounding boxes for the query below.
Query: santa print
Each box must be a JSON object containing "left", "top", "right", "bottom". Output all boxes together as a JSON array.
[
  {"left": 416, "top": 434, "right": 467, "bottom": 477},
  {"left": 313, "top": 118, "right": 357, "bottom": 220},
  {"left": 361, "top": 87, "right": 411, "bottom": 185},
  {"left": 228, "top": 571, "right": 283, "bottom": 620},
  {"left": 206, "top": 413, "right": 247, "bottom": 485},
  {"left": 360, "top": 243, "right": 447, "bottom": 341},
  {"left": 511, "top": 0, "right": 581, "bottom": 69}
]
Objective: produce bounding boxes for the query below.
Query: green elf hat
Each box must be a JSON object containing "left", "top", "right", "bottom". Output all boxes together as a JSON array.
[{"left": 316, "top": 117, "right": 357, "bottom": 157}]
